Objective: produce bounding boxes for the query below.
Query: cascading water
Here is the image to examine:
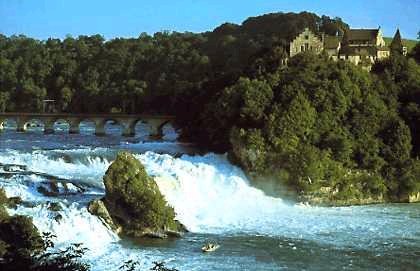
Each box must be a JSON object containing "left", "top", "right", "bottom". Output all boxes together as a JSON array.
[{"left": 1, "top": 128, "right": 419, "bottom": 270}]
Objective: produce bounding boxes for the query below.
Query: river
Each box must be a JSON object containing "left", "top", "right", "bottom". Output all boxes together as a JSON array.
[{"left": 0, "top": 122, "right": 419, "bottom": 271}]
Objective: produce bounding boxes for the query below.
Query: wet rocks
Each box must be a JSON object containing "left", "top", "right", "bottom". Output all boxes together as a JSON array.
[
  {"left": 0, "top": 188, "right": 23, "bottom": 209},
  {"left": 87, "top": 199, "right": 120, "bottom": 233},
  {"left": 46, "top": 201, "right": 62, "bottom": 212},
  {"left": 88, "top": 152, "right": 186, "bottom": 239},
  {"left": 36, "top": 180, "right": 85, "bottom": 197},
  {"left": 6, "top": 197, "right": 23, "bottom": 209},
  {"left": 1, "top": 163, "right": 27, "bottom": 173}
]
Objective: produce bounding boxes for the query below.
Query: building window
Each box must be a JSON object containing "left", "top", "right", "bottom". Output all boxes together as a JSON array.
[
  {"left": 305, "top": 35, "right": 309, "bottom": 40},
  {"left": 305, "top": 43, "right": 309, "bottom": 51},
  {"left": 301, "top": 45, "right": 305, "bottom": 52}
]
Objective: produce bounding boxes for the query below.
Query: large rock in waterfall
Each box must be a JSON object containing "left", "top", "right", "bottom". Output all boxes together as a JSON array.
[{"left": 89, "top": 152, "right": 185, "bottom": 239}]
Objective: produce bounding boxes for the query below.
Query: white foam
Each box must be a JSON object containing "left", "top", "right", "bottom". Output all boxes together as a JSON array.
[
  {"left": 0, "top": 149, "right": 110, "bottom": 183},
  {"left": 138, "top": 152, "right": 289, "bottom": 233},
  {"left": 8, "top": 203, "right": 118, "bottom": 254},
  {"left": 1, "top": 148, "right": 419, "bottom": 249}
]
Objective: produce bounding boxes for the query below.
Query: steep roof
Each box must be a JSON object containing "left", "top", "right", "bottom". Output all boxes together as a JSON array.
[
  {"left": 324, "top": 36, "right": 341, "bottom": 49},
  {"left": 346, "top": 29, "right": 379, "bottom": 42}
]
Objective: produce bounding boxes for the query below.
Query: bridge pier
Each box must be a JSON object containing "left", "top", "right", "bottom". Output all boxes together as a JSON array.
[
  {"left": 95, "top": 120, "right": 105, "bottom": 136},
  {"left": 68, "top": 119, "right": 80, "bottom": 134},
  {"left": 44, "top": 119, "right": 55, "bottom": 134},
  {"left": 16, "top": 118, "right": 27, "bottom": 132},
  {"left": 122, "top": 120, "right": 136, "bottom": 137},
  {"left": 148, "top": 119, "right": 166, "bottom": 140}
]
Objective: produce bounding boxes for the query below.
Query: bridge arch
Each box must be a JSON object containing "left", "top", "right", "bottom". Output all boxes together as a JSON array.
[
  {"left": 160, "top": 121, "right": 179, "bottom": 141},
  {"left": 135, "top": 118, "right": 175, "bottom": 140},
  {"left": 134, "top": 120, "right": 148, "bottom": 138},
  {"left": 0, "top": 113, "right": 176, "bottom": 139},
  {"left": 53, "top": 119, "right": 70, "bottom": 133},
  {"left": 103, "top": 119, "right": 124, "bottom": 136},
  {"left": 79, "top": 119, "right": 96, "bottom": 135},
  {"left": 24, "top": 118, "right": 45, "bottom": 133},
  {"left": 0, "top": 118, "right": 17, "bottom": 131}
]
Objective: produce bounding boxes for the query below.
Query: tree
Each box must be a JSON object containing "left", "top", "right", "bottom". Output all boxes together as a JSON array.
[
  {"left": 0, "top": 91, "right": 10, "bottom": 112},
  {"left": 410, "top": 32, "right": 420, "bottom": 63},
  {"left": 15, "top": 79, "right": 47, "bottom": 112}
]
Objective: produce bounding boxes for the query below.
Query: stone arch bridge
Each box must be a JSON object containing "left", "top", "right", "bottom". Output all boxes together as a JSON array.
[{"left": 0, "top": 113, "right": 176, "bottom": 138}]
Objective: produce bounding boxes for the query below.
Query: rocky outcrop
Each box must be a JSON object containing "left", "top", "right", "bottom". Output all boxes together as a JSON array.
[
  {"left": 297, "top": 186, "right": 386, "bottom": 206},
  {"left": 87, "top": 199, "right": 121, "bottom": 233},
  {"left": 88, "top": 152, "right": 186, "bottom": 239}
]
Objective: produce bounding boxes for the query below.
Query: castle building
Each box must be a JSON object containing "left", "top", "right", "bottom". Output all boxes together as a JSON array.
[
  {"left": 289, "top": 28, "right": 323, "bottom": 57},
  {"left": 338, "top": 28, "right": 390, "bottom": 66},
  {"left": 288, "top": 27, "right": 402, "bottom": 68}
]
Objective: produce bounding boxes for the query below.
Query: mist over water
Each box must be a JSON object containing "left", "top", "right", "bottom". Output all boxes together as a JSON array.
[{"left": 1, "top": 126, "right": 419, "bottom": 270}]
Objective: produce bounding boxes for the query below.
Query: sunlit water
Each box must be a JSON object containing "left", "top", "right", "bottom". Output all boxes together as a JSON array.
[{"left": 0, "top": 122, "right": 419, "bottom": 271}]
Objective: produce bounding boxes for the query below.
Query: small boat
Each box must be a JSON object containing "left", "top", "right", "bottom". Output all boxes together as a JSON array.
[{"left": 201, "top": 243, "right": 220, "bottom": 252}]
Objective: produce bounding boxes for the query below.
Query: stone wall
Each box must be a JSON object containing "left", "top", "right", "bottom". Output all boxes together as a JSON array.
[{"left": 289, "top": 28, "right": 323, "bottom": 57}]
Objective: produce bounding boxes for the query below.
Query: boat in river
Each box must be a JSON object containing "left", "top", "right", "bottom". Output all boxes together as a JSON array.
[{"left": 202, "top": 243, "right": 220, "bottom": 252}]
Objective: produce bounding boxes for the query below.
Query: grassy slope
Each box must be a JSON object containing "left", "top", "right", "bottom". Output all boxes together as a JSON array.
[{"left": 384, "top": 37, "right": 417, "bottom": 52}]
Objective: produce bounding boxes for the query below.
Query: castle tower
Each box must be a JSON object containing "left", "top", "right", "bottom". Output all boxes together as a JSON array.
[{"left": 390, "top": 28, "right": 404, "bottom": 55}]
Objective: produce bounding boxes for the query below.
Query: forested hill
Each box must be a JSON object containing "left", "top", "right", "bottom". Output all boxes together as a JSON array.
[
  {"left": 0, "top": 12, "right": 347, "bottom": 114},
  {"left": 1, "top": 11, "right": 420, "bottom": 203}
]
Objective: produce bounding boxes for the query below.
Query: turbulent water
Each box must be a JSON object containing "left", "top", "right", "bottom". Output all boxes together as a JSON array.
[{"left": 1, "top": 122, "right": 419, "bottom": 271}]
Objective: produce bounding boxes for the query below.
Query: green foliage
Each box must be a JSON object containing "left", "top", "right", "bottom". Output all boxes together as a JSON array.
[
  {"left": 119, "top": 260, "right": 141, "bottom": 271},
  {"left": 0, "top": 188, "right": 8, "bottom": 206},
  {"left": 103, "top": 152, "right": 178, "bottom": 235},
  {"left": 0, "top": 11, "right": 347, "bottom": 115},
  {"left": 202, "top": 51, "right": 420, "bottom": 202},
  {"left": 119, "top": 260, "right": 179, "bottom": 271},
  {"left": 150, "top": 261, "right": 179, "bottom": 271},
  {"left": 0, "top": 215, "right": 44, "bottom": 264},
  {"left": 215, "top": 77, "right": 273, "bottom": 125},
  {"left": 34, "top": 240, "right": 90, "bottom": 271},
  {"left": 230, "top": 127, "right": 268, "bottom": 173},
  {"left": 0, "top": 189, "right": 91, "bottom": 271},
  {"left": 411, "top": 41, "right": 420, "bottom": 63}
]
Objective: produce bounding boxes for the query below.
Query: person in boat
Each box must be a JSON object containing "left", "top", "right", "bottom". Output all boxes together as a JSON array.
[
  {"left": 202, "top": 242, "right": 219, "bottom": 252},
  {"left": 205, "top": 243, "right": 215, "bottom": 250}
]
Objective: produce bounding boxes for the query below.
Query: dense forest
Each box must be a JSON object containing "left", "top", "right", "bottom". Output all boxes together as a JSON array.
[
  {"left": 0, "top": 12, "right": 350, "bottom": 114},
  {"left": 1, "top": 11, "right": 420, "bottom": 202}
]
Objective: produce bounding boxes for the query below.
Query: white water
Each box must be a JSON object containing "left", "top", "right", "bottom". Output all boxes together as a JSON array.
[
  {"left": 2, "top": 149, "right": 291, "bottom": 236},
  {"left": 1, "top": 145, "right": 420, "bottom": 270}
]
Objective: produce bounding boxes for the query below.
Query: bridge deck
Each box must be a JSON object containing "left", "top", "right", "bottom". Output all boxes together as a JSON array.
[{"left": 0, "top": 113, "right": 175, "bottom": 119}]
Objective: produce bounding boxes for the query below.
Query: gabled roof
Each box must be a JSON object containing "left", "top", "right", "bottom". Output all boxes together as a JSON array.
[
  {"left": 346, "top": 29, "right": 379, "bottom": 42},
  {"left": 324, "top": 36, "right": 341, "bottom": 49}
]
